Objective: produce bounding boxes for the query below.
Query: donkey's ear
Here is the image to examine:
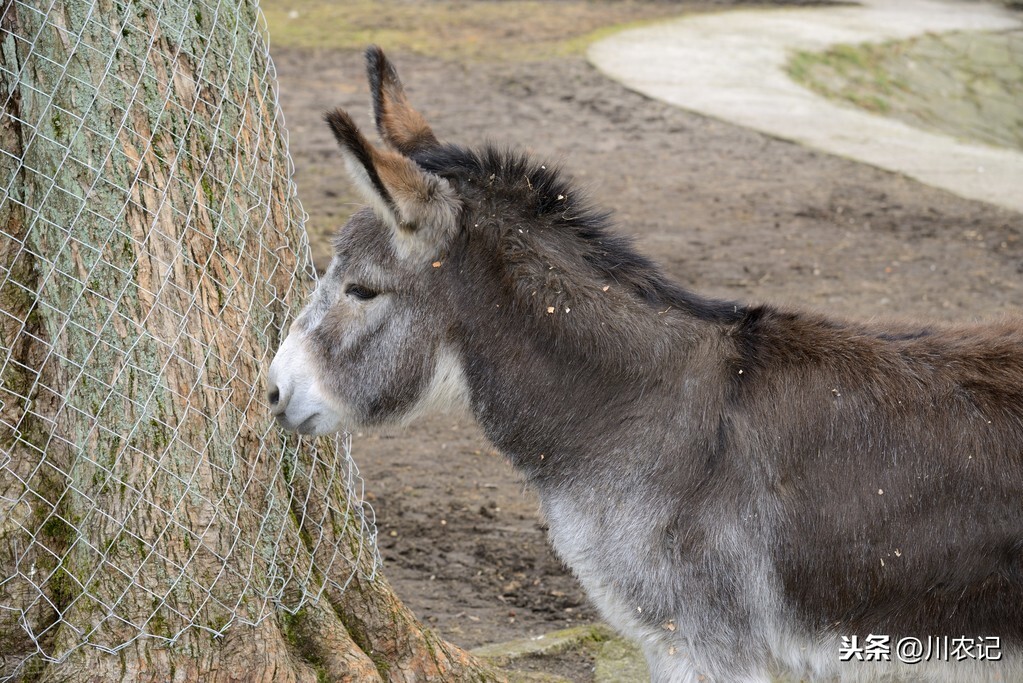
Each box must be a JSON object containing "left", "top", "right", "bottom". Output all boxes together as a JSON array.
[
  {"left": 366, "top": 46, "right": 439, "bottom": 156},
  {"left": 325, "top": 109, "right": 458, "bottom": 259}
]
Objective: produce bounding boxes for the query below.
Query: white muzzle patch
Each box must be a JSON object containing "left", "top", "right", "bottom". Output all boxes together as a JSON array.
[{"left": 267, "top": 330, "right": 345, "bottom": 436}]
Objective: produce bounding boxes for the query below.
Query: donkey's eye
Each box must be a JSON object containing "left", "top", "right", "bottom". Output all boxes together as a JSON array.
[{"left": 344, "top": 284, "right": 378, "bottom": 301}]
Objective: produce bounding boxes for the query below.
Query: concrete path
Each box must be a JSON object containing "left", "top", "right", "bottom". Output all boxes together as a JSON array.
[{"left": 588, "top": 0, "right": 1023, "bottom": 213}]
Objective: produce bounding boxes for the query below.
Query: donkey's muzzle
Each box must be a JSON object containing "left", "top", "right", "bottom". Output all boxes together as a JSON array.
[{"left": 267, "top": 331, "right": 344, "bottom": 436}]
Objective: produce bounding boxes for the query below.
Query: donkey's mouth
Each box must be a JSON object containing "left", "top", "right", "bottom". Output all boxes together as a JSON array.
[{"left": 275, "top": 410, "right": 329, "bottom": 436}]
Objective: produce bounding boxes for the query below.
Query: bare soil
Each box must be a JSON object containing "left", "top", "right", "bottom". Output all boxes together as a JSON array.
[{"left": 271, "top": 29, "right": 1023, "bottom": 664}]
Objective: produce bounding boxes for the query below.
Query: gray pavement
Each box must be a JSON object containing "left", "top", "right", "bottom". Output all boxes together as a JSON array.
[{"left": 588, "top": 0, "right": 1023, "bottom": 213}]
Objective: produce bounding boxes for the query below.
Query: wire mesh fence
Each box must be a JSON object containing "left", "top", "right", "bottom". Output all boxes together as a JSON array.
[{"left": 0, "top": 0, "right": 378, "bottom": 679}]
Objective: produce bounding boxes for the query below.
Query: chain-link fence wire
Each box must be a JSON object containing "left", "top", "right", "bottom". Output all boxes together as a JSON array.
[{"left": 0, "top": 0, "right": 379, "bottom": 678}]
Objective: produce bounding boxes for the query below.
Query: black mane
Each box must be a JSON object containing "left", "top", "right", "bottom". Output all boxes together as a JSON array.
[{"left": 414, "top": 143, "right": 745, "bottom": 325}]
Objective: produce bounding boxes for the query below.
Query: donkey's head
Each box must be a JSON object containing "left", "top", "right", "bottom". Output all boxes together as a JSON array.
[
  {"left": 267, "top": 47, "right": 469, "bottom": 435},
  {"left": 268, "top": 47, "right": 715, "bottom": 436}
]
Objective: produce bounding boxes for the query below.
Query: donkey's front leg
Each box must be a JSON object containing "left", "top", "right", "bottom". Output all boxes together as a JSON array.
[{"left": 644, "top": 643, "right": 771, "bottom": 683}]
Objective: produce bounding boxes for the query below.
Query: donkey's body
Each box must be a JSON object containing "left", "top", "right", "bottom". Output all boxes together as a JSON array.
[{"left": 268, "top": 48, "right": 1023, "bottom": 682}]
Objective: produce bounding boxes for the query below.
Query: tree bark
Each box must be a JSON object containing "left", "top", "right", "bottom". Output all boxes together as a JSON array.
[{"left": 0, "top": 1, "right": 499, "bottom": 681}]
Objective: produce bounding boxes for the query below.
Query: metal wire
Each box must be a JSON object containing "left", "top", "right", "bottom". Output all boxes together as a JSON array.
[{"left": 0, "top": 0, "right": 379, "bottom": 678}]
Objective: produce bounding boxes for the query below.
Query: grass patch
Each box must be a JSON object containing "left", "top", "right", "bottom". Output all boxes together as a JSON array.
[
  {"left": 787, "top": 30, "right": 1023, "bottom": 150},
  {"left": 260, "top": 0, "right": 687, "bottom": 62},
  {"left": 788, "top": 43, "right": 900, "bottom": 113}
]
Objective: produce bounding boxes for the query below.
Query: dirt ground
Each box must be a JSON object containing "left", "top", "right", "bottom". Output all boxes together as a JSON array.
[{"left": 269, "top": 1, "right": 1023, "bottom": 664}]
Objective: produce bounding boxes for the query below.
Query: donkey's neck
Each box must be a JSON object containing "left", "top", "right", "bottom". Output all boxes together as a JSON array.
[
  {"left": 444, "top": 213, "right": 743, "bottom": 486},
  {"left": 453, "top": 298, "right": 728, "bottom": 488}
]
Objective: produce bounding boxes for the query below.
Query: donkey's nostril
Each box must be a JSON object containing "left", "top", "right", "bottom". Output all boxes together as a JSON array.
[{"left": 268, "top": 385, "right": 281, "bottom": 407}]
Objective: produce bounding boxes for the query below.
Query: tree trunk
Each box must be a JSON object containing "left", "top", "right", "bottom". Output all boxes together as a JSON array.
[{"left": 0, "top": 1, "right": 498, "bottom": 681}]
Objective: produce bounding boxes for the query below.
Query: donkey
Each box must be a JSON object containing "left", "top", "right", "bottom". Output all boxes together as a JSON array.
[{"left": 268, "top": 47, "right": 1023, "bottom": 682}]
